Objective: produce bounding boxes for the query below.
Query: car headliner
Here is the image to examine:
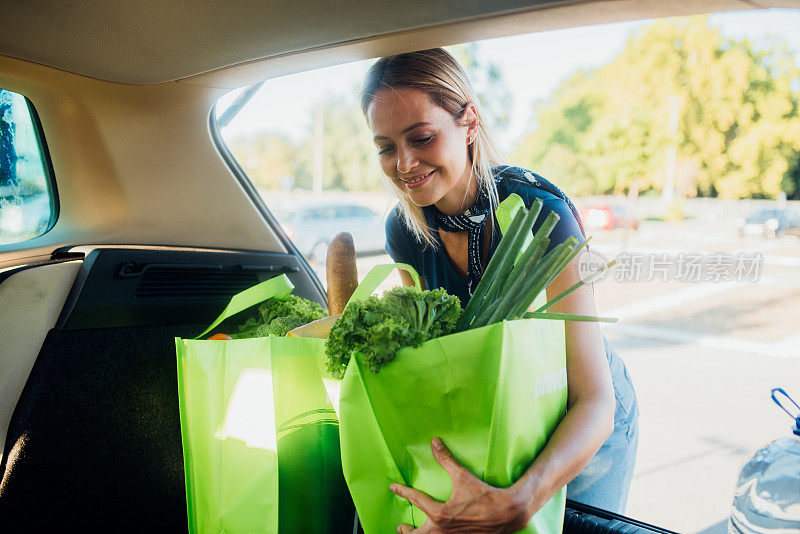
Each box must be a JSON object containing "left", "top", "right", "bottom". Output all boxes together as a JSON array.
[{"left": 0, "top": 0, "right": 792, "bottom": 86}]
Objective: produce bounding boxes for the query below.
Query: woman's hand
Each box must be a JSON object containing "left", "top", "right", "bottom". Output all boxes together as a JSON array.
[{"left": 390, "top": 438, "right": 532, "bottom": 534}]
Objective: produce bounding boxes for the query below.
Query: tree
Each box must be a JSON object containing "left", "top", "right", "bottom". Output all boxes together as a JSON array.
[
  {"left": 0, "top": 90, "right": 19, "bottom": 189},
  {"left": 317, "top": 91, "right": 385, "bottom": 192},
  {"left": 513, "top": 71, "right": 605, "bottom": 196},
  {"left": 449, "top": 43, "right": 512, "bottom": 136},
  {"left": 513, "top": 16, "right": 800, "bottom": 199},
  {"left": 227, "top": 132, "right": 307, "bottom": 190}
]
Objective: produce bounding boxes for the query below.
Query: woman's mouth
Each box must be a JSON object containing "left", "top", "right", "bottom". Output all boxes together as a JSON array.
[{"left": 400, "top": 170, "right": 434, "bottom": 189}]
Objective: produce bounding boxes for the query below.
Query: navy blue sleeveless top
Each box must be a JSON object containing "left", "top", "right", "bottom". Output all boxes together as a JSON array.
[{"left": 385, "top": 165, "right": 586, "bottom": 307}]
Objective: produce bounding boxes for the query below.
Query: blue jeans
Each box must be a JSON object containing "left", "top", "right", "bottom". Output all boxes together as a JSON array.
[{"left": 566, "top": 335, "right": 639, "bottom": 514}]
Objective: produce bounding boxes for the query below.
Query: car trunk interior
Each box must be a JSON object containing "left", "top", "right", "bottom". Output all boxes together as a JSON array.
[
  {"left": 0, "top": 239, "right": 672, "bottom": 529},
  {"left": 0, "top": 246, "right": 326, "bottom": 529},
  {"left": 1, "top": 0, "right": 792, "bottom": 531}
]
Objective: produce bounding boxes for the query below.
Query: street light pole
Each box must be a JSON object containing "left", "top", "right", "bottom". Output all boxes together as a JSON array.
[
  {"left": 313, "top": 103, "right": 324, "bottom": 198},
  {"left": 663, "top": 95, "right": 680, "bottom": 203}
]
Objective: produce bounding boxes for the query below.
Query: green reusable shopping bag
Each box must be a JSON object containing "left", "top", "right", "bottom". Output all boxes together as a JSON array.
[
  {"left": 175, "top": 274, "right": 354, "bottom": 534},
  {"left": 339, "top": 196, "right": 569, "bottom": 534}
]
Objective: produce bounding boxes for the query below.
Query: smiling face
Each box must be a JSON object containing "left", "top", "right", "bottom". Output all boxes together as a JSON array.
[{"left": 366, "top": 87, "right": 478, "bottom": 215}]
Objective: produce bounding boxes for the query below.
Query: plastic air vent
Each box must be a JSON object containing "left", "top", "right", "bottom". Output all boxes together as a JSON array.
[
  {"left": 55, "top": 248, "right": 309, "bottom": 330},
  {"left": 131, "top": 264, "right": 260, "bottom": 300}
]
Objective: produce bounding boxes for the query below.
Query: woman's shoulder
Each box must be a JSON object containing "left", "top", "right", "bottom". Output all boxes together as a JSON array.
[
  {"left": 385, "top": 204, "right": 409, "bottom": 238},
  {"left": 492, "top": 164, "right": 587, "bottom": 238},
  {"left": 385, "top": 204, "right": 430, "bottom": 248},
  {"left": 384, "top": 204, "right": 440, "bottom": 270},
  {"left": 492, "top": 165, "right": 569, "bottom": 205}
]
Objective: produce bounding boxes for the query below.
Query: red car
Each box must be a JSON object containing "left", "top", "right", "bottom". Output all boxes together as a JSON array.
[{"left": 579, "top": 203, "right": 639, "bottom": 231}]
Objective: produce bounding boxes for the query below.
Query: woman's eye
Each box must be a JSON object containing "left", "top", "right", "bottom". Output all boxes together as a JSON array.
[
  {"left": 412, "top": 136, "right": 433, "bottom": 146},
  {"left": 377, "top": 145, "right": 395, "bottom": 155}
]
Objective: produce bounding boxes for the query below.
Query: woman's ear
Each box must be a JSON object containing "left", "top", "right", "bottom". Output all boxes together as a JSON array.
[{"left": 463, "top": 103, "right": 479, "bottom": 142}]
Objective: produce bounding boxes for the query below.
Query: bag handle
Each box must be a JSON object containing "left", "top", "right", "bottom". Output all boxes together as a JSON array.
[
  {"left": 195, "top": 274, "right": 294, "bottom": 339},
  {"left": 495, "top": 193, "right": 533, "bottom": 261},
  {"left": 346, "top": 263, "right": 420, "bottom": 306},
  {"left": 494, "top": 193, "right": 525, "bottom": 235}
]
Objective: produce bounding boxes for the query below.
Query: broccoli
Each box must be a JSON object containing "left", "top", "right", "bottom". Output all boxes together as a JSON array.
[
  {"left": 325, "top": 286, "right": 461, "bottom": 378},
  {"left": 234, "top": 294, "right": 327, "bottom": 338}
]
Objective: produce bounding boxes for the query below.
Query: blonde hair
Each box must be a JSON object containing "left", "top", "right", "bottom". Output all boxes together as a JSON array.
[{"left": 360, "top": 48, "right": 502, "bottom": 247}]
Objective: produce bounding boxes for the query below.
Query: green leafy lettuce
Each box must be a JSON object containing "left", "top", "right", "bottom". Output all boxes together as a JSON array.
[
  {"left": 325, "top": 286, "right": 461, "bottom": 378},
  {"left": 234, "top": 294, "right": 327, "bottom": 338}
]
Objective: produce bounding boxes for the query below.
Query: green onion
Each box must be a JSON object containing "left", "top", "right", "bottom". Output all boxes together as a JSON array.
[
  {"left": 484, "top": 239, "right": 568, "bottom": 325},
  {"left": 507, "top": 240, "right": 575, "bottom": 320},
  {"left": 482, "top": 199, "right": 543, "bottom": 305},
  {"left": 456, "top": 204, "right": 534, "bottom": 331},
  {"left": 535, "top": 257, "right": 615, "bottom": 313},
  {"left": 459, "top": 203, "right": 615, "bottom": 330},
  {"left": 495, "top": 210, "right": 559, "bottom": 297},
  {"left": 496, "top": 237, "right": 549, "bottom": 306},
  {"left": 473, "top": 211, "right": 563, "bottom": 327},
  {"left": 523, "top": 312, "right": 618, "bottom": 323},
  {"left": 515, "top": 236, "right": 585, "bottom": 316}
]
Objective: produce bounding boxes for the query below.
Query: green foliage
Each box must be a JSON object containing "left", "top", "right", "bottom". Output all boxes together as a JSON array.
[
  {"left": 317, "top": 92, "right": 383, "bottom": 191},
  {"left": 782, "top": 153, "right": 800, "bottom": 199},
  {"left": 234, "top": 295, "right": 327, "bottom": 338},
  {"left": 513, "top": 16, "right": 800, "bottom": 199},
  {"left": 228, "top": 132, "right": 306, "bottom": 190},
  {"left": 664, "top": 197, "right": 686, "bottom": 222},
  {"left": 325, "top": 286, "right": 462, "bottom": 378},
  {"left": 228, "top": 91, "right": 383, "bottom": 192}
]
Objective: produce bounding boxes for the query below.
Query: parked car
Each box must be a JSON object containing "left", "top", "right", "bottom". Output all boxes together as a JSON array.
[
  {"left": 579, "top": 202, "right": 639, "bottom": 231},
  {"left": 737, "top": 208, "right": 800, "bottom": 238},
  {"left": 276, "top": 201, "right": 386, "bottom": 263}
]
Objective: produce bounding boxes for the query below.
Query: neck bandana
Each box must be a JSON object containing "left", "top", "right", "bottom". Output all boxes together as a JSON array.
[{"left": 425, "top": 186, "right": 496, "bottom": 296}]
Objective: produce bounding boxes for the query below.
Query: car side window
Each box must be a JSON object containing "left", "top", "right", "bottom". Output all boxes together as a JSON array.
[{"left": 0, "top": 88, "right": 56, "bottom": 246}]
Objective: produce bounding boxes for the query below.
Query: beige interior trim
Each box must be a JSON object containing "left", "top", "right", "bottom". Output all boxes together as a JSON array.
[
  {"left": 0, "top": 55, "right": 287, "bottom": 267},
  {"left": 0, "top": 0, "right": 568, "bottom": 84},
  {"left": 182, "top": 0, "right": 767, "bottom": 89},
  {"left": 0, "top": 261, "right": 82, "bottom": 471},
  {"left": 3, "top": 0, "right": 796, "bottom": 85}
]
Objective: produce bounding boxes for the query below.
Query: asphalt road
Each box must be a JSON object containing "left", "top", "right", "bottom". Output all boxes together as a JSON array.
[
  {"left": 592, "top": 220, "right": 800, "bottom": 532},
  {"left": 318, "top": 217, "right": 800, "bottom": 533},
  {"left": 607, "top": 333, "right": 799, "bottom": 533}
]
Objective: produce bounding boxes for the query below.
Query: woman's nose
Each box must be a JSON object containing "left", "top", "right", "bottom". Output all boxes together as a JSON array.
[{"left": 396, "top": 147, "right": 419, "bottom": 174}]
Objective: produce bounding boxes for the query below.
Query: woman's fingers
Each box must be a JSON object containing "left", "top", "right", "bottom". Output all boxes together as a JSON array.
[
  {"left": 390, "top": 483, "right": 443, "bottom": 517},
  {"left": 430, "top": 438, "right": 467, "bottom": 479},
  {"left": 398, "top": 522, "right": 437, "bottom": 534}
]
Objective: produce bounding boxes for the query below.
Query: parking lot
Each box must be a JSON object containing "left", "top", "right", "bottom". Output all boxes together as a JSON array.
[
  {"left": 590, "top": 220, "right": 800, "bottom": 532},
  {"left": 343, "top": 216, "right": 800, "bottom": 533}
]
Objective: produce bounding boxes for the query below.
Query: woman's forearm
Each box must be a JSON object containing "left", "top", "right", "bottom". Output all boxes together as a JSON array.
[
  {"left": 510, "top": 391, "right": 614, "bottom": 517},
  {"left": 510, "top": 259, "right": 616, "bottom": 517}
]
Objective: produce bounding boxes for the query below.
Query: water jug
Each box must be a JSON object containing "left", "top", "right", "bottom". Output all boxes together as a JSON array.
[{"left": 729, "top": 388, "right": 800, "bottom": 534}]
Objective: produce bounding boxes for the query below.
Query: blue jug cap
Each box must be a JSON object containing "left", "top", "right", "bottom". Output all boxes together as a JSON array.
[{"left": 771, "top": 388, "right": 800, "bottom": 437}]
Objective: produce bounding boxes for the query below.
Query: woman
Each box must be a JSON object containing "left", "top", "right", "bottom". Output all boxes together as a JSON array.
[{"left": 362, "top": 48, "right": 639, "bottom": 533}]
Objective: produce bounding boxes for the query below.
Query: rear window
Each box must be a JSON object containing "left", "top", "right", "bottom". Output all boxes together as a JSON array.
[
  {"left": 0, "top": 88, "right": 56, "bottom": 245},
  {"left": 214, "top": 10, "right": 800, "bottom": 532}
]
